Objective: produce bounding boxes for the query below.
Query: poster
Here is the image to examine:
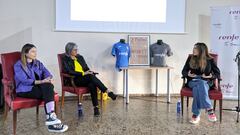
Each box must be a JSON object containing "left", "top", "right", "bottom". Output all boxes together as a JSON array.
[
  {"left": 128, "top": 35, "right": 150, "bottom": 65},
  {"left": 211, "top": 6, "right": 240, "bottom": 99}
]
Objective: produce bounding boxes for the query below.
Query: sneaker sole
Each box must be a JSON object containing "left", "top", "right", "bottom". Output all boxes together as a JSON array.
[
  {"left": 48, "top": 125, "right": 68, "bottom": 133},
  {"left": 189, "top": 118, "right": 200, "bottom": 124},
  {"left": 45, "top": 119, "right": 61, "bottom": 126},
  {"left": 209, "top": 118, "right": 217, "bottom": 122},
  {"left": 189, "top": 121, "right": 200, "bottom": 124}
]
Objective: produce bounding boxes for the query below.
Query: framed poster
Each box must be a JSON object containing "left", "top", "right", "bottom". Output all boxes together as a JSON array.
[{"left": 128, "top": 35, "right": 150, "bottom": 65}]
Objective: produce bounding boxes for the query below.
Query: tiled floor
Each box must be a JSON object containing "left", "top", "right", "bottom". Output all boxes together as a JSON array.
[{"left": 0, "top": 97, "right": 240, "bottom": 135}]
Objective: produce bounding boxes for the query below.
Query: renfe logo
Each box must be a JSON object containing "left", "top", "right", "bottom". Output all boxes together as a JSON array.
[
  {"left": 218, "top": 34, "right": 240, "bottom": 41},
  {"left": 221, "top": 83, "right": 234, "bottom": 94},
  {"left": 229, "top": 10, "right": 240, "bottom": 14}
]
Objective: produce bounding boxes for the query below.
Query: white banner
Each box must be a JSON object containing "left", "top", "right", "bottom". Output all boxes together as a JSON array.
[{"left": 211, "top": 6, "right": 240, "bottom": 99}]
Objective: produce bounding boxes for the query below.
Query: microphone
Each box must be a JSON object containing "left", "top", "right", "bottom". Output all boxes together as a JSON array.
[
  {"left": 93, "top": 72, "right": 99, "bottom": 75},
  {"left": 234, "top": 51, "right": 240, "bottom": 62}
]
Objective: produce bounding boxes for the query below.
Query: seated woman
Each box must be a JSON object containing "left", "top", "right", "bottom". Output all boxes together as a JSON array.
[
  {"left": 182, "top": 42, "right": 221, "bottom": 124},
  {"left": 14, "top": 44, "right": 68, "bottom": 133},
  {"left": 62, "top": 42, "right": 117, "bottom": 116}
]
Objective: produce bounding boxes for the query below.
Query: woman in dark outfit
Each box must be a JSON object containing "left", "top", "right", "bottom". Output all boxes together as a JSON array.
[
  {"left": 182, "top": 42, "right": 221, "bottom": 124},
  {"left": 14, "top": 44, "right": 68, "bottom": 132},
  {"left": 62, "top": 42, "right": 117, "bottom": 116}
]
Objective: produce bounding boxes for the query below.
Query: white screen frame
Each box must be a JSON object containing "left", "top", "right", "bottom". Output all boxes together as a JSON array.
[{"left": 55, "top": 0, "right": 186, "bottom": 33}]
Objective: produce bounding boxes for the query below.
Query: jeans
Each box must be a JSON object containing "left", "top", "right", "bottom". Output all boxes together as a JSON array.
[{"left": 188, "top": 78, "right": 212, "bottom": 116}]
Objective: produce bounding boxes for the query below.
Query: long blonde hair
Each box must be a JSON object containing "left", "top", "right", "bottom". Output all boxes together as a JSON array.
[
  {"left": 189, "top": 42, "right": 212, "bottom": 71},
  {"left": 20, "top": 43, "right": 36, "bottom": 68}
]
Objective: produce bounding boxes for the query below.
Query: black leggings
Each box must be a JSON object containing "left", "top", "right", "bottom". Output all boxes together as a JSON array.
[
  {"left": 17, "top": 83, "right": 55, "bottom": 114},
  {"left": 74, "top": 74, "right": 107, "bottom": 107}
]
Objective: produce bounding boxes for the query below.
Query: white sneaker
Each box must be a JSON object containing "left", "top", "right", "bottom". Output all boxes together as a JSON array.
[
  {"left": 208, "top": 113, "right": 217, "bottom": 122},
  {"left": 189, "top": 115, "right": 200, "bottom": 124},
  {"left": 45, "top": 112, "right": 61, "bottom": 126}
]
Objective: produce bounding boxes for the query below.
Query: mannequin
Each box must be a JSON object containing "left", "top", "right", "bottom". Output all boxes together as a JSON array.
[
  {"left": 157, "top": 39, "right": 163, "bottom": 45},
  {"left": 120, "top": 39, "right": 126, "bottom": 43}
]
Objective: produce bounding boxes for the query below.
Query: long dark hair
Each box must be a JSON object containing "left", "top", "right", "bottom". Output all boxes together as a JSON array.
[
  {"left": 189, "top": 42, "right": 212, "bottom": 71},
  {"left": 20, "top": 43, "right": 36, "bottom": 68}
]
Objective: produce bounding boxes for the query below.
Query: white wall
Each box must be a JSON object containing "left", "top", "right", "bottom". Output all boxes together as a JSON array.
[{"left": 0, "top": 0, "right": 239, "bottom": 96}]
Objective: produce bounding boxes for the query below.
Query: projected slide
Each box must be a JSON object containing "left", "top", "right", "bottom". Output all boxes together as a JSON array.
[
  {"left": 56, "top": 0, "right": 186, "bottom": 33},
  {"left": 71, "top": 0, "right": 166, "bottom": 23}
]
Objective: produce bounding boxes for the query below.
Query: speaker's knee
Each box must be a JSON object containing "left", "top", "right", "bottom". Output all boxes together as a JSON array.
[{"left": 88, "top": 82, "right": 95, "bottom": 88}]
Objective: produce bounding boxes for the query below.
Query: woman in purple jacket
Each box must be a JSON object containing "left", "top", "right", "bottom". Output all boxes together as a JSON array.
[{"left": 14, "top": 44, "right": 68, "bottom": 133}]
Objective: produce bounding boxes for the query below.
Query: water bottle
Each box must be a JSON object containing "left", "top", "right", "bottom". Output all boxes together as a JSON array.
[
  {"left": 177, "top": 100, "right": 181, "bottom": 116},
  {"left": 78, "top": 103, "right": 83, "bottom": 117}
]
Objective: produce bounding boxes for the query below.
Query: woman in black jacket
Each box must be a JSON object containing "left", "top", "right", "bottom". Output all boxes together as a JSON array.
[
  {"left": 62, "top": 42, "right": 117, "bottom": 116},
  {"left": 182, "top": 42, "right": 221, "bottom": 124}
]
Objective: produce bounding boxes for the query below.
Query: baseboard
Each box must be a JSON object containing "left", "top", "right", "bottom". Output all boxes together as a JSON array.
[{"left": 60, "top": 94, "right": 180, "bottom": 101}]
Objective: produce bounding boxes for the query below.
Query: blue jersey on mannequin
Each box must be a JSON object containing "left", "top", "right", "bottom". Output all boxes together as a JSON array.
[{"left": 111, "top": 42, "right": 131, "bottom": 71}]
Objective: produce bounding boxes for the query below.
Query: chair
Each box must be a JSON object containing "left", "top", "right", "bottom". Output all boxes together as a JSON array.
[
  {"left": 180, "top": 53, "right": 223, "bottom": 122},
  {"left": 1, "top": 51, "right": 60, "bottom": 135},
  {"left": 58, "top": 53, "right": 101, "bottom": 108}
]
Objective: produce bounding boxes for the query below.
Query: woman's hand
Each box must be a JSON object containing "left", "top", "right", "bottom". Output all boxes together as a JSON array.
[
  {"left": 34, "top": 80, "right": 42, "bottom": 85},
  {"left": 84, "top": 70, "right": 93, "bottom": 75},
  {"left": 88, "top": 70, "right": 95, "bottom": 74},
  {"left": 41, "top": 78, "right": 54, "bottom": 84},
  {"left": 48, "top": 78, "right": 54, "bottom": 84},
  {"left": 188, "top": 71, "right": 196, "bottom": 78},
  {"left": 202, "top": 73, "right": 212, "bottom": 79},
  {"left": 42, "top": 79, "right": 50, "bottom": 83},
  {"left": 44, "top": 77, "right": 52, "bottom": 80}
]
